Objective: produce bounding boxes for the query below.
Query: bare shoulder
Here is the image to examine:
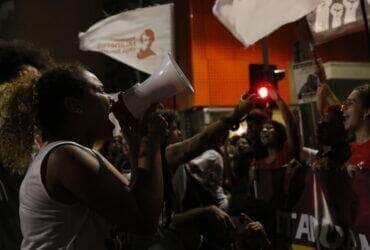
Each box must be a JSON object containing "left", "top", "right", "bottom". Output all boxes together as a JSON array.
[
  {"left": 47, "top": 143, "right": 100, "bottom": 177},
  {"left": 47, "top": 143, "right": 130, "bottom": 189}
]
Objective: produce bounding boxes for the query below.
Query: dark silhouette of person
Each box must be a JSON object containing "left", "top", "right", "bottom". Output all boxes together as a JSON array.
[
  {"left": 298, "top": 74, "right": 318, "bottom": 99},
  {"left": 137, "top": 29, "right": 156, "bottom": 59}
]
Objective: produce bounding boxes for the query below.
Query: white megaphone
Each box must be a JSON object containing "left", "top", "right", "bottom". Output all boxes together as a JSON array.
[{"left": 118, "top": 53, "right": 194, "bottom": 119}]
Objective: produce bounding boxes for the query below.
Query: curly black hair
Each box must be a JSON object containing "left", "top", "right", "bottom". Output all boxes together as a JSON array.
[
  {"left": 264, "top": 120, "right": 287, "bottom": 150},
  {"left": 0, "top": 64, "right": 91, "bottom": 173},
  {"left": 0, "top": 77, "right": 35, "bottom": 174},
  {"left": 35, "top": 64, "right": 90, "bottom": 139},
  {"left": 0, "top": 39, "right": 54, "bottom": 84}
]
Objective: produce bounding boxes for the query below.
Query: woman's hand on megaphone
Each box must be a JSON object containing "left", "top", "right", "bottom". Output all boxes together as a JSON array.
[
  {"left": 111, "top": 92, "right": 134, "bottom": 125},
  {"left": 111, "top": 93, "right": 161, "bottom": 149},
  {"left": 111, "top": 92, "right": 143, "bottom": 147},
  {"left": 144, "top": 109, "right": 169, "bottom": 146}
]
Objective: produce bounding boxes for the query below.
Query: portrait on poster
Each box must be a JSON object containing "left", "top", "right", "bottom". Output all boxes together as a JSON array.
[
  {"left": 292, "top": 61, "right": 319, "bottom": 103},
  {"left": 308, "top": 0, "right": 370, "bottom": 44}
]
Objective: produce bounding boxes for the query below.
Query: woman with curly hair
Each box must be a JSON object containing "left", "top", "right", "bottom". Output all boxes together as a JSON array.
[
  {"left": 0, "top": 39, "right": 54, "bottom": 250},
  {"left": 249, "top": 89, "right": 300, "bottom": 199},
  {"left": 246, "top": 89, "right": 299, "bottom": 248},
  {"left": 0, "top": 39, "right": 54, "bottom": 172},
  {"left": 1, "top": 63, "right": 168, "bottom": 249},
  {"left": 0, "top": 39, "right": 53, "bottom": 84}
]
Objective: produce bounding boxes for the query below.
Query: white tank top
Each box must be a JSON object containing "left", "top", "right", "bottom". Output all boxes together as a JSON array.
[{"left": 19, "top": 141, "right": 110, "bottom": 250}]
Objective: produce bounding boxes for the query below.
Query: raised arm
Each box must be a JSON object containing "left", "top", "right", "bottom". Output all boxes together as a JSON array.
[
  {"left": 166, "top": 94, "right": 256, "bottom": 172},
  {"left": 270, "top": 89, "right": 300, "bottom": 159},
  {"left": 128, "top": 114, "right": 166, "bottom": 229},
  {"left": 50, "top": 111, "right": 166, "bottom": 235},
  {"left": 315, "top": 62, "right": 340, "bottom": 116},
  {"left": 165, "top": 120, "right": 229, "bottom": 172},
  {"left": 316, "top": 83, "right": 340, "bottom": 116},
  {"left": 49, "top": 140, "right": 161, "bottom": 234}
]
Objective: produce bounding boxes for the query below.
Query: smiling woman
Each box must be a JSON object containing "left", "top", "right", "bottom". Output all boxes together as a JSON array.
[
  {"left": 341, "top": 84, "right": 370, "bottom": 239},
  {"left": 342, "top": 84, "right": 370, "bottom": 134},
  {"left": 318, "top": 83, "right": 370, "bottom": 240}
]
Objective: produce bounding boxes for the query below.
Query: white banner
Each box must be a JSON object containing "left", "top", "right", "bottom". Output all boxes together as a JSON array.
[
  {"left": 79, "top": 3, "right": 173, "bottom": 74},
  {"left": 213, "top": 0, "right": 320, "bottom": 47},
  {"left": 308, "top": 0, "right": 370, "bottom": 44}
]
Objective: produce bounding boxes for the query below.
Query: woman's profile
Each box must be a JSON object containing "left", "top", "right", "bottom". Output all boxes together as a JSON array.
[{"left": 1, "top": 64, "right": 166, "bottom": 249}]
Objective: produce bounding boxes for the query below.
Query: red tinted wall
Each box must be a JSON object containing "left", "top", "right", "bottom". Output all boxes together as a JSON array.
[{"left": 175, "top": 0, "right": 369, "bottom": 109}]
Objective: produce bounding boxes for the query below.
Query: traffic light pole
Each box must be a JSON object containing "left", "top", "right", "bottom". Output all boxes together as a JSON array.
[{"left": 261, "top": 37, "right": 269, "bottom": 65}]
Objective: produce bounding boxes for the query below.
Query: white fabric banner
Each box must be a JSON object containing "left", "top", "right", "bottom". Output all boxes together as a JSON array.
[
  {"left": 213, "top": 0, "right": 320, "bottom": 47},
  {"left": 308, "top": 0, "right": 370, "bottom": 44},
  {"left": 79, "top": 4, "right": 173, "bottom": 74}
]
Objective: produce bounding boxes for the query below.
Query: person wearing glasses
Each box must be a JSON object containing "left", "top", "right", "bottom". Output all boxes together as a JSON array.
[{"left": 317, "top": 83, "right": 370, "bottom": 240}]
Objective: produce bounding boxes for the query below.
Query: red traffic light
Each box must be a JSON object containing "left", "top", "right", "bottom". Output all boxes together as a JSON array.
[
  {"left": 257, "top": 86, "right": 269, "bottom": 99},
  {"left": 256, "top": 83, "right": 273, "bottom": 99}
]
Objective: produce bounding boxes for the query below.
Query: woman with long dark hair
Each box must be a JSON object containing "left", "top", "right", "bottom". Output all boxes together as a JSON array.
[
  {"left": 317, "top": 83, "right": 370, "bottom": 241},
  {"left": 0, "top": 39, "right": 55, "bottom": 250}
]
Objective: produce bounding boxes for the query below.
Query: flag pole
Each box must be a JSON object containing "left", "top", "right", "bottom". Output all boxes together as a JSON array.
[
  {"left": 360, "top": 0, "right": 370, "bottom": 58},
  {"left": 300, "top": 18, "right": 327, "bottom": 84},
  {"left": 261, "top": 37, "right": 269, "bottom": 65}
]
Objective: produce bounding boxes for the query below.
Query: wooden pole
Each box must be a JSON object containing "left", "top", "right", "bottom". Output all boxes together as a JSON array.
[
  {"left": 359, "top": 0, "right": 370, "bottom": 58},
  {"left": 299, "top": 18, "right": 327, "bottom": 83},
  {"left": 261, "top": 37, "right": 269, "bottom": 65}
]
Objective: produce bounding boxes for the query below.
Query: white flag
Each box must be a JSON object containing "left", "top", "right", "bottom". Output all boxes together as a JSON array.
[
  {"left": 79, "top": 4, "right": 173, "bottom": 74},
  {"left": 213, "top": 0, "right": 320, "bottom": 47}
]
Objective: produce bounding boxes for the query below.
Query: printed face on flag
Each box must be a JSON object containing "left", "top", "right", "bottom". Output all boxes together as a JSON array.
[{"left": 79, "top": 4, "right": 174, "bottom": 74}]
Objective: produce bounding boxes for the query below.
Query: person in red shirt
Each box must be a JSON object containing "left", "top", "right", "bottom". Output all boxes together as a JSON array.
[
  {"left": 318, "top": 83, "right": 370, "bottom": 239},
  {"left": 249, "top": 89, "right": 299, "bottom": 202},
  {"left": 246, "top": 89, "right": 299, "bottom": 248},
  {"left": 342, "top": 84, "right": 370, "bottom": 238},
  {"left": 252, "top": 89, "right": 300, "bottom": 170}
]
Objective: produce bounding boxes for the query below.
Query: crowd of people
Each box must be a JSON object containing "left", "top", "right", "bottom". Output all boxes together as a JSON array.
[{"left": 0, "top": 39, "right": 369, "bottom": 250}]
